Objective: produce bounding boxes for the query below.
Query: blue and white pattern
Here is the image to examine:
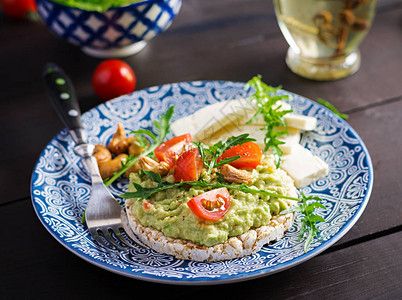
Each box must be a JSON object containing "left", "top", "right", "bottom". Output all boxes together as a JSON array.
[
  {"left": 36, "top": 0, "right": 182, "bottom": 50},
  {"left": 31, "top": 81, "right": 373, "bottom": 284}
]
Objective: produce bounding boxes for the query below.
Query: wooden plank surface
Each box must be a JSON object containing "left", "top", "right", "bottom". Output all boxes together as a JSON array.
[
  {"left": 2, "top": 198, "right": 402, "bottom": 298},
  {"left": 330, "top": 98, "right": 402, "bottom": 247},
  {"left": 1, "top": 0, "right": 402, "bottom": 204}
]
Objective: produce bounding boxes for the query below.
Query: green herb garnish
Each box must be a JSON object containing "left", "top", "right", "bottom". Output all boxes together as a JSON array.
[
  {"left": 130, "top": 129, "right": 155, "bottom": 149},
  {"left": 104, "top": 106, "right": 175, "bottom": 187},
  {"left": 120, "top": 170, "right": 300, "bottom": 202},
  {"left": 49, "top": 0, "right": 145, "bottom": 13},
  {"left": 317, "top": 98, "right": 349, "bottom": 120},
  {"left": 81, "top": 210, "right": 86, "bottom": 223},
  {"left": 280, "top": 192, "right": 326, "bottom": 252},
  {"left": 194, "top": 134, "right": 255, "bottom": 175},
  {"left": 245, "top": 75, "right": 293, "bottom": 168}
]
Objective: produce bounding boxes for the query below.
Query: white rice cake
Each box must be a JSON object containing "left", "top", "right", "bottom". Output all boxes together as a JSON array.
[{"left": 124, "top": 170, "right": 298, "bottom": 262}]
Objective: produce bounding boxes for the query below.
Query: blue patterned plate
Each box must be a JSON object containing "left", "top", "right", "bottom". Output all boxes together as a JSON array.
[{"left": 31, "top": 81, "right": 373, "bottom": 284}]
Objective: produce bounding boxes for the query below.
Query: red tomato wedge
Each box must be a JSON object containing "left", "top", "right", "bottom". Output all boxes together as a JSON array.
[
  {"left": 142, "top": 200, "right": 154, "bottom": 211},
  {"left": 187, "top": 188, "right": 231, "bottom": 221},
  {"left": 174, "top": 148, "right": 204, "bottom": 182},
  {"left": 154, "top": 134, "right": 192, "bottom": 167},
  {"left": 219, "top": 141, "right": 262, "bottom": 169}
]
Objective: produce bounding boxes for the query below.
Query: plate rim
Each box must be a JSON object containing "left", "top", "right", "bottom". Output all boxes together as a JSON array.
[{"left": 30, "top": 80, "right": 374, "bottom": 285}]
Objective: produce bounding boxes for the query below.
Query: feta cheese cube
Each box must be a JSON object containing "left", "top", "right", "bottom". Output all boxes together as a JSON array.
[
  {"left": 280, "top": 144, "right": 329, "bottom": 188},
  {"left": 277, "top": 127, "right": 301, "bottom": 154},
  {"left": 284, "top": 114, "right": 317, "bottom": 131}
]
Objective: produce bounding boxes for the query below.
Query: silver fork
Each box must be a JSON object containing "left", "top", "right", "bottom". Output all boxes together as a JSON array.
[{"left": 43, "top": 63, "right": 138, "bottom": 251}]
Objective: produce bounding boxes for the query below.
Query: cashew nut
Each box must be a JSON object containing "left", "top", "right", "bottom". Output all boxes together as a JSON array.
[
  {"left": 98, "top": 153, "right": 128, "bottom": 180},
  {"left": 101, "top": 124, "right": 167, "bottom": 179},
  {"left": 126, "top": 136, "right": 147, "bottom": 156},
  {"left": 93, "top": 144, "right": 112, "bottom": 164},
  {"left": 137, "top": 155, "right": 159, "bottom": 170},
  {"left": 157, "top": 161, "right": 170, "bottom": 176},
  {"left": 219, "top": 164, "right": 253, "bottom": 184},
  {"left": 124, "top": 163, "right": 140, "bottom": 178},
  {"left": 108, "top": 124, "right": 148, "bottom": 157},
  {"left": 108, "top": 123, "right": 129, "bottom": 155},
  {"left": 124, "top": 155, "right": 170, "bottom": 178}
]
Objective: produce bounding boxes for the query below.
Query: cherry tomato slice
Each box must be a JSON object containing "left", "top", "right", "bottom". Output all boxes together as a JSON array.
[
  {"left": 174, "top": 148, "right": 204, "bottom": 182},
  {"left": 92, "top": 59, "right": 136, "bottom": 101},
  {"left": 219, "top": 141, "right": 262, "bottom": 169},
  {"left": 187, "top": 188, "right": 231, "bottom": 221},
  {"left": 142, "top": 200, "right": 153, "bottom": 211},
  {"left": 154, "top": 134, "right": 192, "bottom": 167},
  {"left": 1, "top": 0, "right": 36, "bottom": 18}
]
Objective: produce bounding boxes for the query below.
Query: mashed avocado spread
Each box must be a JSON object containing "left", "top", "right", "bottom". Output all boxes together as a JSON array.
[
  {"left": 49, "top": 0, "right": 144, "bottom": 12},
  {"left": 127, "top": 154, "right": 290, "bottom": 247}
]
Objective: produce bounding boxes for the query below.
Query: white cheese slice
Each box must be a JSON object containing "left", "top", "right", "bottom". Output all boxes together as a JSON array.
[
  {"left": 171, "top": 99, "right": 292, "bottom": 142},
  {"left": 204, "top": 123, "right": 265, "bottom": 148},
  {"left": 277, "top": 127, "right": 301, "bottom": 154},
  {"left": 172, "top": 98, "right": 327, "bottom": 188},
  {"left": 284, "top": 114, "right": 317, "bottom": 131},
  {"left": 202, "top": 123, "right": 300, "bottom": 155},
  {"left": 171, "top": 98, "right": 256, "bottom": 142},
  {"left": 280, "top": 144, "right": 329, "bottom": 188}
]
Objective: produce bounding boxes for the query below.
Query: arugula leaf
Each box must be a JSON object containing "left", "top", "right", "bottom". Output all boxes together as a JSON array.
[
  {"left": 317, "top": 98, "right": 349, "bottom": 120},
  {"left": 130, "top": 129, "right": 156, "bottom": 148},
  {"left": 141, "top": 170, "right": 163, "bottom": 184},
  {"left": 194, "top": 134, "right": 256, "bottom": 175},
  {"left": 129, "top": 180, "right": 184, "bottom": 200},
  {"left": 245, "top": 75, "right": 292, "bottom": 168},
  {"left": 280, "top": 192, "right": 326, "bottom": 253},
  {"left": 216, "top": 172, "right": 226, "bottom": 183},
  {"left": 81, "top": 210, "right": 86, "bottom": 223},
  {"left": 120, "top": 170, "right": 301, "bottom": 202},
  {"left": 104, "top": 106, "right": 175, "bottom": 187},
  {"left": 218, "top": 155, "right": 241, "bottom": 166},
  {"left": 122, "top": 169, "right": 186, "bottom": 200}
]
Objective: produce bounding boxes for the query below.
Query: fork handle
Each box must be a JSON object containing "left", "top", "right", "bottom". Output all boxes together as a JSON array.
[{"left": 43, "top": 63, "right": 87, "bottom": 145}]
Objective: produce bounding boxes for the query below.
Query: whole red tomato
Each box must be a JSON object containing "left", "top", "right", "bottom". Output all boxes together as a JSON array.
[
  {"left": 92, "top": 59, "right": 137, "bottom": 101},
  {"left": 1, "top": 0, "right": 37, "bottom": 18}
]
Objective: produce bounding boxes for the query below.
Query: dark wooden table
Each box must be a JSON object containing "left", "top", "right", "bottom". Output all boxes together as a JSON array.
[{"left": 2, "top": 0, "right": 402, "bottom": 298}]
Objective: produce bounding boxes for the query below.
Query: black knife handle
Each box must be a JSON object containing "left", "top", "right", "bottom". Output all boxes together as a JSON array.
[{"left": 43, "top": 63, "right": 86, "bottom": 144}]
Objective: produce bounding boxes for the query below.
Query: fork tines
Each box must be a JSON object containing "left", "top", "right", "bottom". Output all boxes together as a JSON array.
[{"left": 89, "top": 226, "right": 135, "bottom": 251}]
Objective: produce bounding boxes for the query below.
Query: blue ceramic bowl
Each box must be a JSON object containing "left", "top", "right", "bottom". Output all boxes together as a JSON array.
[{"left": 36, "top": 0, "right": 182, "bottom": 58}]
